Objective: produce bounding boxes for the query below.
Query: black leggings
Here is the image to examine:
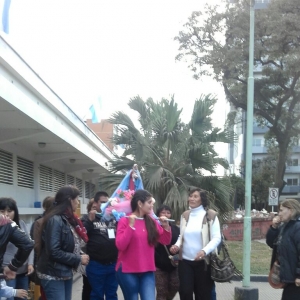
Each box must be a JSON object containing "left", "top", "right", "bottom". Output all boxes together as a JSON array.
[
  {"left": 178, "top": 259, "right": 213, "bottom": 300},
  {"left": 282, "top": 284, "right": 300, "bottom": 300}
]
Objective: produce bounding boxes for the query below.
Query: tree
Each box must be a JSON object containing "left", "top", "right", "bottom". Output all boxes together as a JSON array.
[
  {"left": 100, "top": 95, "right": 234, "bottom": 219},
  {"left": 251, "top": 156, "right": 277, "bottom": 210},
  {"left": 227, "top": 174, "right": 245, "bottom": 209},
  {"left": 175, "top": 0, "right": 300, "bottom": 194}
]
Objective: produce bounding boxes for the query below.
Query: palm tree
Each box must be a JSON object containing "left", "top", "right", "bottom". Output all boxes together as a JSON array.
[{"left": 100, "top": 94, "right": 234, "bottom": 220}]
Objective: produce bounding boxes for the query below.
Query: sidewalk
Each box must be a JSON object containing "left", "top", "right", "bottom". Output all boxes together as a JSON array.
[{"left": 71, "top": 274, "right": 283, "bottom": 299}]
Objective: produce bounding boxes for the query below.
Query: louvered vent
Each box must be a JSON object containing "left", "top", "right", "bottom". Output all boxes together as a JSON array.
[
  {"left": 53, "top": 170, "right": 65, "bottom": 192},
  {"left": 67, "top": 174, "right": 75, "bottom": 186},
  {"left": 0, "top": 149, "right": 13, "bottom": 185},
  {"left": 17, "top": 157, "right": 34, "bottom": 188},
  {"left": 76, "top": 178, "right": 83, "bottom": 197},
  {"left": 40, "top": 165, "right": 53, "bottom": 192},
  {"left": 90, "top": 183, "right": 95, "bottom": 198}
]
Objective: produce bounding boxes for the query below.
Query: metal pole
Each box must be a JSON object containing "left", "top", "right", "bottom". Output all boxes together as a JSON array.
[{"left": 243, "top": 0, "right": 255, "bottom": 287}]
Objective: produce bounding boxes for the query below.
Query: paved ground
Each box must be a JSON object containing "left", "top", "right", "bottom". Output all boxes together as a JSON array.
[{"left": 71, "top": 274, "right": 283, "bottom": 299}]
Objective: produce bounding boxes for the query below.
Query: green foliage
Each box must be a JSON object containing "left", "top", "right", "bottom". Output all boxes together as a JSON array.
[
  {"left": 227, "top": 174, "right": 245, "bottom": 208},
  {"left": 175, "top": 0, "right": 300, "bottom": 193},
  {"left": 252, "top": 156, "right": 277, "bottom": 209},
  {"left": 100, "top": 94, "right": 234, "bottom": 220}
]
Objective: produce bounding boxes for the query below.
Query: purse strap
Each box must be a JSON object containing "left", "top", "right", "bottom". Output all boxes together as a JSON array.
[{"left": 164, "top": 245, "right": 171, "bottom": 256}]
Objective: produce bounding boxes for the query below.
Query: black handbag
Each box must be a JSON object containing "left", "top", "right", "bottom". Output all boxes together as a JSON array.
[
  {"left": 210, "top": 243, "right": 242, "bottom": 282},
  {"left": 207, "top": 213, "right": 243, "bottom": 282}
]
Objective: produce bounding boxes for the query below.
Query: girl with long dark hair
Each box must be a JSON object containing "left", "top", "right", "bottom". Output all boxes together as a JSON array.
[
  {"left": 36, "top": 185, "right": 90, "bottom": 300},
  {"left": 116, "top": 189, "right": 172, "bottom": 300},
  {"left": 0, "top": 197, "right": 34, "bottom": 300}
]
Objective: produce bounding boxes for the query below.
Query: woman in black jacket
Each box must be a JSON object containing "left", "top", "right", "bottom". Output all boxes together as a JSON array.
[
  {"left": 37, "top": 185, "right": 90, "bottom": 300},
  {"left": 266, "top": 198, "right": 300, "bottom": 300},
  {"left": 155, "top": 205, "right": 180, "bottom": 300}
]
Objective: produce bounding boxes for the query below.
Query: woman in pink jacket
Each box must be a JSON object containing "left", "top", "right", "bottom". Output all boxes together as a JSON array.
[{"left": 116, "top": 189, "right": 171, "bottom": 300}]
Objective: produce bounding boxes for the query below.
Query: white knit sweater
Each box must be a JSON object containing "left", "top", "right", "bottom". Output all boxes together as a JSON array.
[{"left": 175, "top": 205, "right": 221, "bottom": 261}]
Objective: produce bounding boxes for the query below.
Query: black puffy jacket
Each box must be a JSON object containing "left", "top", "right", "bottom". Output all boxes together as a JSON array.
[
  {"left": 37, "top": 215, "right": 81, "bottom": 278},
  {"left": 0, "top": 215, "right": 34, "bottom": 273},
  {"left": 266, "top": 218, "right": 300, "bottom": 283}
]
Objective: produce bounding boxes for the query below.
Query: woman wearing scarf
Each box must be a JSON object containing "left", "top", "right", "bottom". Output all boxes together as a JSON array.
[
  {"left": 266, "top": 199, "right": 300, "bottom": 300},
  {"left": 36, "top": 185, "right": 90, "bottom": 300}
]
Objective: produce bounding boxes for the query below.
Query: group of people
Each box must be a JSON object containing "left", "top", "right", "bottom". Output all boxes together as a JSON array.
[{"left": 1, "top": 184, "right": 299, "bottom": 300}]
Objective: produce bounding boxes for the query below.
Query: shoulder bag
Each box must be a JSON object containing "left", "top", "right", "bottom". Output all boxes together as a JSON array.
[
  {"left": 207, "top": 211, "right": 243, "bottom": 282},
  {"left": 268, "top": 260, "right": 286, "bottom": 289},
  {"left": 164, "top": 245, "right": 179, "bottom": 267}
]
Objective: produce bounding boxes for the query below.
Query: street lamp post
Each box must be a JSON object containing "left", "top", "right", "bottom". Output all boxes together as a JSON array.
[
  {"left": 243, "top": 0, "right": 255, "bottom": 288},
  {"left": 235, "top": 1, "right": 269, "bottom": 299}
]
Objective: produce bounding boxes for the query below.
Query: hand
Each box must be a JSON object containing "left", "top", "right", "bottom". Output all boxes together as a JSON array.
[
  {"left": 16, "top": 289, "right": 28, "bottom": 299},
  {"left": 128, "top": 214, "right": 138, "bottom": 227},
  {"left": 81, "top": 254, "right": 90, "bottom": 265},
  {"left": 195, "top": 250, "right": 206, "bottom": 261},
  {"left": 3, "top": 266, "right": 16, "bottom": 280},
  {"left": 169, "top": 245, "right": 179, "bottom": 254},
  {"left": 295, "top": 278, "right": 300, "bottom": 287},
  {"left": 272, "top": 216, "right": 281, "bottom": 229},
  {"left": 159, "top": 216, "right": 170, "bottom": 230},
  {"left": 88, "top": 210, "right": 97, "bottom": 221},
  {"left": 26, "top": 264, "right": 34, "bottom": 276}
]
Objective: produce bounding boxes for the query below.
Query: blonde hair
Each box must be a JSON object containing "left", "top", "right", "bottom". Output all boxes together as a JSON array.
[{"left": 280, "top": 199, "right": 300, "bottom": 219}]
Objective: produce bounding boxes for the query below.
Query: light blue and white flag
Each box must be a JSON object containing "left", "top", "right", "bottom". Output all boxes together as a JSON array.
[
  {"left": 0, "top": 0, "right": 11, "bottom": 34},
  {"left": 89, "top": 97, "right": 102, "bottom": 123}
]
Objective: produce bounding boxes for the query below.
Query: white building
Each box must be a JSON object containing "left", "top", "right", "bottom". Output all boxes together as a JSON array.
[
  {"left": 0, "top": 34, "right": 115, "bottom": 224},
  {"left": 228, "top": 106, "right": 300, "bottom": 201}
]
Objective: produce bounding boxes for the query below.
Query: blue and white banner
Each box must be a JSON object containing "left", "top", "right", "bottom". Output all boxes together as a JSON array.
[
  {"left": 89, "top": 97, "right": 102, "bottom": 123},
  {"left": 0, "top": 0, "right": 11, "bottom": 34}
]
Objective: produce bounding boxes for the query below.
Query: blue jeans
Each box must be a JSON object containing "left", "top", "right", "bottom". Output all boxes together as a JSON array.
[
  {"left": 40, "top": 278, "right": 73, "bottom": 300},
  {"left": 6, "top": 273, "right": 28, "bottom": 300},
  {"left": 211, "top": 281, "right": 217, "bottom": 300},
  {"left": 86, "top": 260, "right": 118, "bottom": 300},
  {"left": 116, "top": 266, "right": 155, "bottom": 300}
]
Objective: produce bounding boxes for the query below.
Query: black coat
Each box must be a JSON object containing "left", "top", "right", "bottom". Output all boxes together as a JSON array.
[
  {"left": 37, "top": 215, "right": 81, "bottom": 278},
  {"left": 266, "top": 218, "right": 300, "bottom": 283},
  {"left": 155, "top": 224, "right": 180, "bottom": 272},
  {"left": 0, "top": 217, "right": 34, "bottom": 273}
]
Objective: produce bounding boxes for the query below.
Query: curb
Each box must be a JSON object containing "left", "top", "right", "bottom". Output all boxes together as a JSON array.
[{"left": 231, "top": 275, "right": 268, "bottom": 282}]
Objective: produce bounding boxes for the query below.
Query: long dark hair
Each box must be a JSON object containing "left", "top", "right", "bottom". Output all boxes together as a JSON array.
[
  {"left": 0, "top": 197, "right": 20, "bottom": 226},
  {"left": 42, "top": 185, "right": 80, "bottom": 227},
  {"left": 131, "top": 189, "right": 159, "bottom": 247},
  {"left": 188, "top": 187, "right": 208, "bottom": 209}
]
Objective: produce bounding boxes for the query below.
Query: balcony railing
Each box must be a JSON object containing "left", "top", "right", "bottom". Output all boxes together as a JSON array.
[{"left": 282, "top": 185, "right": 300, "bottom": 194}]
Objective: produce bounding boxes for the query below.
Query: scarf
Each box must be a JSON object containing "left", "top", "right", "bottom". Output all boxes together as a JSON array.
[{"left": 64, "top": 210, "right": 88, "bottom": 243}]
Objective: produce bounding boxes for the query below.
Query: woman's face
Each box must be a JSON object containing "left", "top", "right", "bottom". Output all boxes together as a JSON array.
[
  {"left": 279, "top": 205, "right": 293, "bottom": 223},
  {"left": 138, "top": 198, "right": 153, "bottom": 215},
  {"left": 188, "top": 191, "right": 202, "bottom": 208},
  {"left": 159, "top": 209, "right": 171, "bottom": 219},
  {"left": 0, "top": 207, "right": 15, "bottom": 220},
  {"left": 71, "top": 196, "right": 79, "bottom": 212}
]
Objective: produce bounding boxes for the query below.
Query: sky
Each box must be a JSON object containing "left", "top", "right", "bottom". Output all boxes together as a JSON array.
[{"left": 4, "top": 0, "right": 229, "bottom": 169}]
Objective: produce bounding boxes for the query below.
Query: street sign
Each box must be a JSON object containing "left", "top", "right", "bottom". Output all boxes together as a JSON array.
[{"left": 268, "top": 188, "right": 279, "bottom": 206}]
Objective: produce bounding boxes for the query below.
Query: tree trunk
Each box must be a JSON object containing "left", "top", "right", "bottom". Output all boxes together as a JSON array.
[{"left": 275, "top": 144, "right": 288, "bottom": 195}]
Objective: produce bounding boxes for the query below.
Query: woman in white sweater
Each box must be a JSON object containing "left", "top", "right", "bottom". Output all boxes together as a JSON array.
[{"left": 170, "top": 188, "right": 221, "bottom": 300}]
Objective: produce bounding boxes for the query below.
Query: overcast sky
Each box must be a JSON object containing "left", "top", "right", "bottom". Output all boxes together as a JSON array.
[{"left": 7, "top": 0, "right": 228, "bottom": 126}]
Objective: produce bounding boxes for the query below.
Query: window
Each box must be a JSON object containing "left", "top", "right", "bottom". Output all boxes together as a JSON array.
[
  {"left": 287, "top": 159, "right": 298, "bottom": 166},
  {"left": 76, "top": 178, "right": 83, "bottom": 197},
  {"left": 40, "top": 165, "right": 53, "bottom": 192},
  {"left": 253, "top": 139, "right": 262, "bottom": 146},
  {"left": 287, "top": 178, "right": 298, "bottom": 186},
  {"left": 17, "top": 157, "right": 34, "bottom": 189},
  {"left": 0, "top": 149, "right": 13, "bottom": 185},
  {"left": 67, "top": 174, "right": 75, "bottom": 186},
  {"left": 53, "top": 170, "right": 65, "bottom": 192}
]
